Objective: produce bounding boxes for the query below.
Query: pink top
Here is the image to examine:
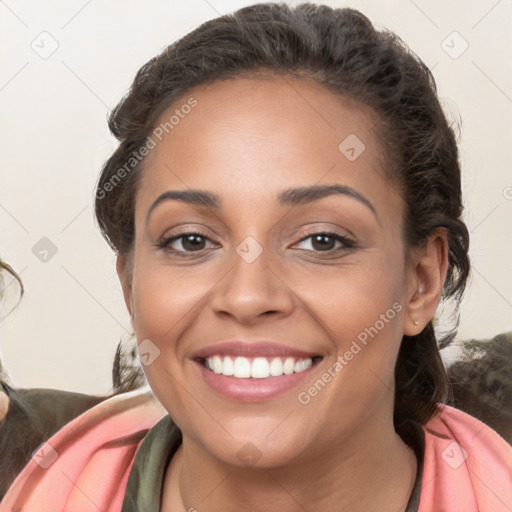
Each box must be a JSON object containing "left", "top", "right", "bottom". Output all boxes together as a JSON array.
[{"left": 1, "top": 388, "right": 511, "bottom": 511}]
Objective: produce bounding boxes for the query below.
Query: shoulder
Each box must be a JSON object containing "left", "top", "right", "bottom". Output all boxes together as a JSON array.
[
  {"left": 418, "top": 404, "right": 512, "bottom": 512},
  {"left": 0, "top": 385, "right": 107, "bottom": 500},
  {"left": 0, "top": 386, "right": 167, "bottom": 512}
]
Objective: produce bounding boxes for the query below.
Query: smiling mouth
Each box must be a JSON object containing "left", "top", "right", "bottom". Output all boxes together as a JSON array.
[{"left": 199, "top": 355, "right": 323, "bottom": 379}]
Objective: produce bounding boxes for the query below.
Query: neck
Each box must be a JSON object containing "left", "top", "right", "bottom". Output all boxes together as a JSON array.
[{"left": 162, "top": 421, "right": 419, "bottom": 512}]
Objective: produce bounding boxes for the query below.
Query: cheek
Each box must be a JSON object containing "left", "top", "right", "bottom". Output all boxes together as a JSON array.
[
  {"left": 129, "top": 271, "right": 193, "bottom": 412},
  {"left": 129, "top": 263, "right": 204, "bottom": 421},
  {"left": 318, "top": 255, "right": 404, "bottom": 342},
  {"left": 130, "top": 262, "right": 206, "bottom": 344},
  {"left": 330, "top": 277, "right": 403, "bottom": 377},
  {"left": 131, "top": 271, "right": 169, "bottom": 342},
  {"left": 321, "top": 248, "right": 406, "bottom": 383}
]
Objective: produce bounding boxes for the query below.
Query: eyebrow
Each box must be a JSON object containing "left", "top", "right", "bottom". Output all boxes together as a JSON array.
[{"left": 146, "top": 184, "right": 379, "bottom": 222}]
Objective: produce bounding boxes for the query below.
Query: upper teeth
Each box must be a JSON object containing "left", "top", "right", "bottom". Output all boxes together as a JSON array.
[{"left": 205, "top": 356, "right": 313, "bottom": 379}]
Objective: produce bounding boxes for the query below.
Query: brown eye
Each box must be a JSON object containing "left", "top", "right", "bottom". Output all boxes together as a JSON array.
[
  {"left": 293, "top": 231, "right": 355, "bottom": 253},
  {"left": 159, "top": 232, "right": 214, "bottom": 254},
  {"left": 310, "top": 234, "right": 337, "bottom": 251}
]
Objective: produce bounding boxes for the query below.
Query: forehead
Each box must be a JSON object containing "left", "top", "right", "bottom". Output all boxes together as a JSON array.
[
  {"left": 136, "top": 75, "right": 399, "bottom": 219},
  {"left": 150, "top": 75, "right": 379, "bottom": 162}
]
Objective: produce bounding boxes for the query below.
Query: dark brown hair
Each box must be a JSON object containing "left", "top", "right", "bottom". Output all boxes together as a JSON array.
[
  {"left": 447, "top": 331, "right": 512, "bottom": 444},
  {"left": 94, "top": 2, "right": 470, "bottom": 445},
  {"left": 0, "top": 260, "right": 23, "bottom": 307},
  {"left": 0, "top": 260, "right": 23, "bottom": 386}
]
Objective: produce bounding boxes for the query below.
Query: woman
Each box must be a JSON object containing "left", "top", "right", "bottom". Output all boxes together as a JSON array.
[{"left": 2, "top": 3, "right": 511, "bottom": 511}]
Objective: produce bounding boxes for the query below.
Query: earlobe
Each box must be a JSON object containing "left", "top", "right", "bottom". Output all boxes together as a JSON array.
[
  {"left": 116, "top": 253, "right": 134, "bottom": 318},
  {"left": 403, "top": 228, "right": 449, "bottom": 335}
]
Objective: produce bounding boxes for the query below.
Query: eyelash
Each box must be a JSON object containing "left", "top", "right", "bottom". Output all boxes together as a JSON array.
[{"left": 156, "top": 229, "right": 356, "bottom": 257}]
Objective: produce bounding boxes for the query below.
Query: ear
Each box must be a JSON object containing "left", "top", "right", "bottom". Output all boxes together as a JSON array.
[
  {"left": 403, "top": 227, "right": 449, "bottom": 335},
  {"left": 116, "top": 253, "right": 134, "bottom": 319}
]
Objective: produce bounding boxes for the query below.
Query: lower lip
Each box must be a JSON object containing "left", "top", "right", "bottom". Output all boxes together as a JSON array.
[{"left": 195, "top": 359, "right": 320, "bottom": 402}]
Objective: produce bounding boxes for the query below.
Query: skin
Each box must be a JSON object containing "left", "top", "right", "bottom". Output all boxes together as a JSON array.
[
  {"left": 0, "top": 391, "right": 8, "bottom": 422},
  {"left": 117, "top": 75, "right": 449, "bottom": 512}
]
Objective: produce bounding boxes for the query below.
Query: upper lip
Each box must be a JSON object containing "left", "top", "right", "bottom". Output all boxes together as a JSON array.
[{"left": 190, "top": 340, "right": 321, "bottom": 360}]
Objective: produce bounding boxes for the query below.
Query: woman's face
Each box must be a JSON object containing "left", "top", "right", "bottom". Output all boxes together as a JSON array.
[{"left": 121, "top": 76, "right": 425, "bottom": 467}]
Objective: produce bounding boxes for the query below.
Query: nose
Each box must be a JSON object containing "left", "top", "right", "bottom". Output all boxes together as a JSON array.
[{"left": 211, "top": 238, "right": 295, "bottom": 325}]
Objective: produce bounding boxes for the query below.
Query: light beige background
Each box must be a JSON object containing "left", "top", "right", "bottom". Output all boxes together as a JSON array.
[{"left": 0, "top": 0, "right": 511, "bottom": 394}]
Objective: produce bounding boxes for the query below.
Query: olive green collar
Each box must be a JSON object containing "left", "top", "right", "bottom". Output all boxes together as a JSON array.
[{"left": 121, "top": 414, "right": 181, "bottom": 511}]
